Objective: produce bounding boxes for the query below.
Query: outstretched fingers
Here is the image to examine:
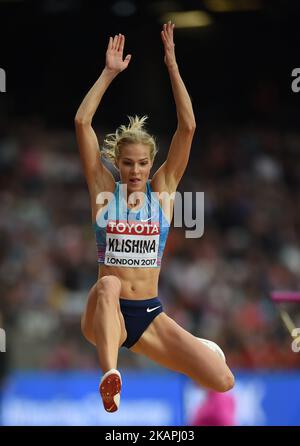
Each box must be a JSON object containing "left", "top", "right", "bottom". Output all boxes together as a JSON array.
[
  {"left": 108, "top": 33, "right": 125, "bottom": 53},
  {"left": 117, "top": 34, "right": 125, "bottom": 53},
  {"left": 163, "top": 21, "right": 175, "bottom": 39},
  {"left": 112, "top": 34, "right": 120, "bottom": 50},
  {"left": 106, "top": 32, "right": 131, "bottom": 71},
  {"left": 108, "top": 36, "right": 113, "bottom": 50}
]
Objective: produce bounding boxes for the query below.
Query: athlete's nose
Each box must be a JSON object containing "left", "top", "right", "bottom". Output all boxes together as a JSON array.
[{"left": 131, "top": 163, "right": 140, "bottom": 174}]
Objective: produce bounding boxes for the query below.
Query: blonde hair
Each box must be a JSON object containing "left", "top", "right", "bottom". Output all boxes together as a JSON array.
[{"left": 101, "top": 115, "right": 157, "bottom": 166}]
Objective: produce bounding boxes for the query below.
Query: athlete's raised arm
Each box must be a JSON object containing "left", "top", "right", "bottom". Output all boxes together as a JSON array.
[
  {"left": 74, "top": 34, "right": 132, "bottom": 206},
  {"left": 152, "top": 22, "right": 196, "bottom": 194}
]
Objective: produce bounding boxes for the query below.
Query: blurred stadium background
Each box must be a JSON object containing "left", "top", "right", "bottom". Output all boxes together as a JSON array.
[{"left": 0, "top": 0, "right": 300, "bottom": 426}]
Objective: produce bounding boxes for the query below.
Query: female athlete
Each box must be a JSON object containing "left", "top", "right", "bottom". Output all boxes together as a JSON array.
[{"left": 75, "top": 22, "right": 235, "bottom": 413}]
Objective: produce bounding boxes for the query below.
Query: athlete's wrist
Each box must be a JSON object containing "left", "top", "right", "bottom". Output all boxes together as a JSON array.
[
  {"left": 102, "top": 67, "right": 120, "bottom": 80},
  {"left": 166, "top": 62, "right": 179, "bottom": 73}
]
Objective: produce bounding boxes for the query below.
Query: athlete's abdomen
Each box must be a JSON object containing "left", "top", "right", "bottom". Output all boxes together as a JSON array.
[{"left": 98, "top": 264, "right": 160, "bottom": 299}]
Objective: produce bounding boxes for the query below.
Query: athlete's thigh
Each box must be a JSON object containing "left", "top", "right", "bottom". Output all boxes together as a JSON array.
[{"left": 131, "top": 312, "right": 232, "bottom": 389}]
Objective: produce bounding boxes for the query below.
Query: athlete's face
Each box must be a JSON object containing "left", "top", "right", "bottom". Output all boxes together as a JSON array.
[{"left": 117, "top": 143, "right": 153, "bottom": 193}]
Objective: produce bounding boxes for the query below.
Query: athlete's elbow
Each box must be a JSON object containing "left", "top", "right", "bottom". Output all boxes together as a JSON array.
[
  {"left": 188, "top": 120, "right": 196, "bottom": 131},
  {"left": 188, "top": 122, "right": 196, "bottom": 133},
  {"left": 74, "top": 115, "right": 92, "bottom": 127},
  {"left": 178, "top": 121, "right": 196, "bottom": 133}
]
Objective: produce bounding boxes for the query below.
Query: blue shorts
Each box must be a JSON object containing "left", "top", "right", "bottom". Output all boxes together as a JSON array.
[{"left": 119, "top": 297, "right": 163, "bottom": 348}]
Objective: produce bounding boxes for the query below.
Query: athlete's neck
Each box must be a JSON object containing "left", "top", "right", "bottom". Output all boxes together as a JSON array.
[{"left": 122, "top": 183, "right": 147, "bottom": 210}]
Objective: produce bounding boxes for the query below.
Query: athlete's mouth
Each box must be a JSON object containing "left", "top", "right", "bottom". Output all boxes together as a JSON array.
[{"left": 129, "top": 178, "right": 141, "bottom": 184}]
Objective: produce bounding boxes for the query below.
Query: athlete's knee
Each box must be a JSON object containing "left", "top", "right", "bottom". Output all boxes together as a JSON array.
[
  {"left": 96, "top": 275, "right": 121, "bottom": 306},
  {"left": 98, "top": 275, "right": 121, "bottom": 292},
  {"left": 215, "top": 369, "right": 235, "bottom": 393}
]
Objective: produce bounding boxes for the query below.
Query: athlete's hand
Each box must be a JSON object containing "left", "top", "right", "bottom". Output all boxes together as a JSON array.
[
  {"left": 105, "top": 34, "right": 132, "bottom": 73},
  {"left": 161, "top": 21, "right": 177, "bottom": 69}
]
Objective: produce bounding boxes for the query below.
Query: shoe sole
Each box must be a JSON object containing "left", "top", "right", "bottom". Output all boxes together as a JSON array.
[{"left": 99, "top": 373, "right": 121, "bottom": 412}]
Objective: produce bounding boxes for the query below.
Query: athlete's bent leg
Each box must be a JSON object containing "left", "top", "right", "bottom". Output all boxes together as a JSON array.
[
  {"left": 131, "top": 312, "right": 234, "bottom": 392},
  {"left": 81, "top": 275, "right": 127, "bottom": 372},
  {"left": 81, "top": 276, "right": 127, "bottom": 412}
]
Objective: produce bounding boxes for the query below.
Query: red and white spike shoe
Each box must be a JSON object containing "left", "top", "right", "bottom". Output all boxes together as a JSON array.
[{"left": 99, "top": 369, "right": 122, "bottom": 413}]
